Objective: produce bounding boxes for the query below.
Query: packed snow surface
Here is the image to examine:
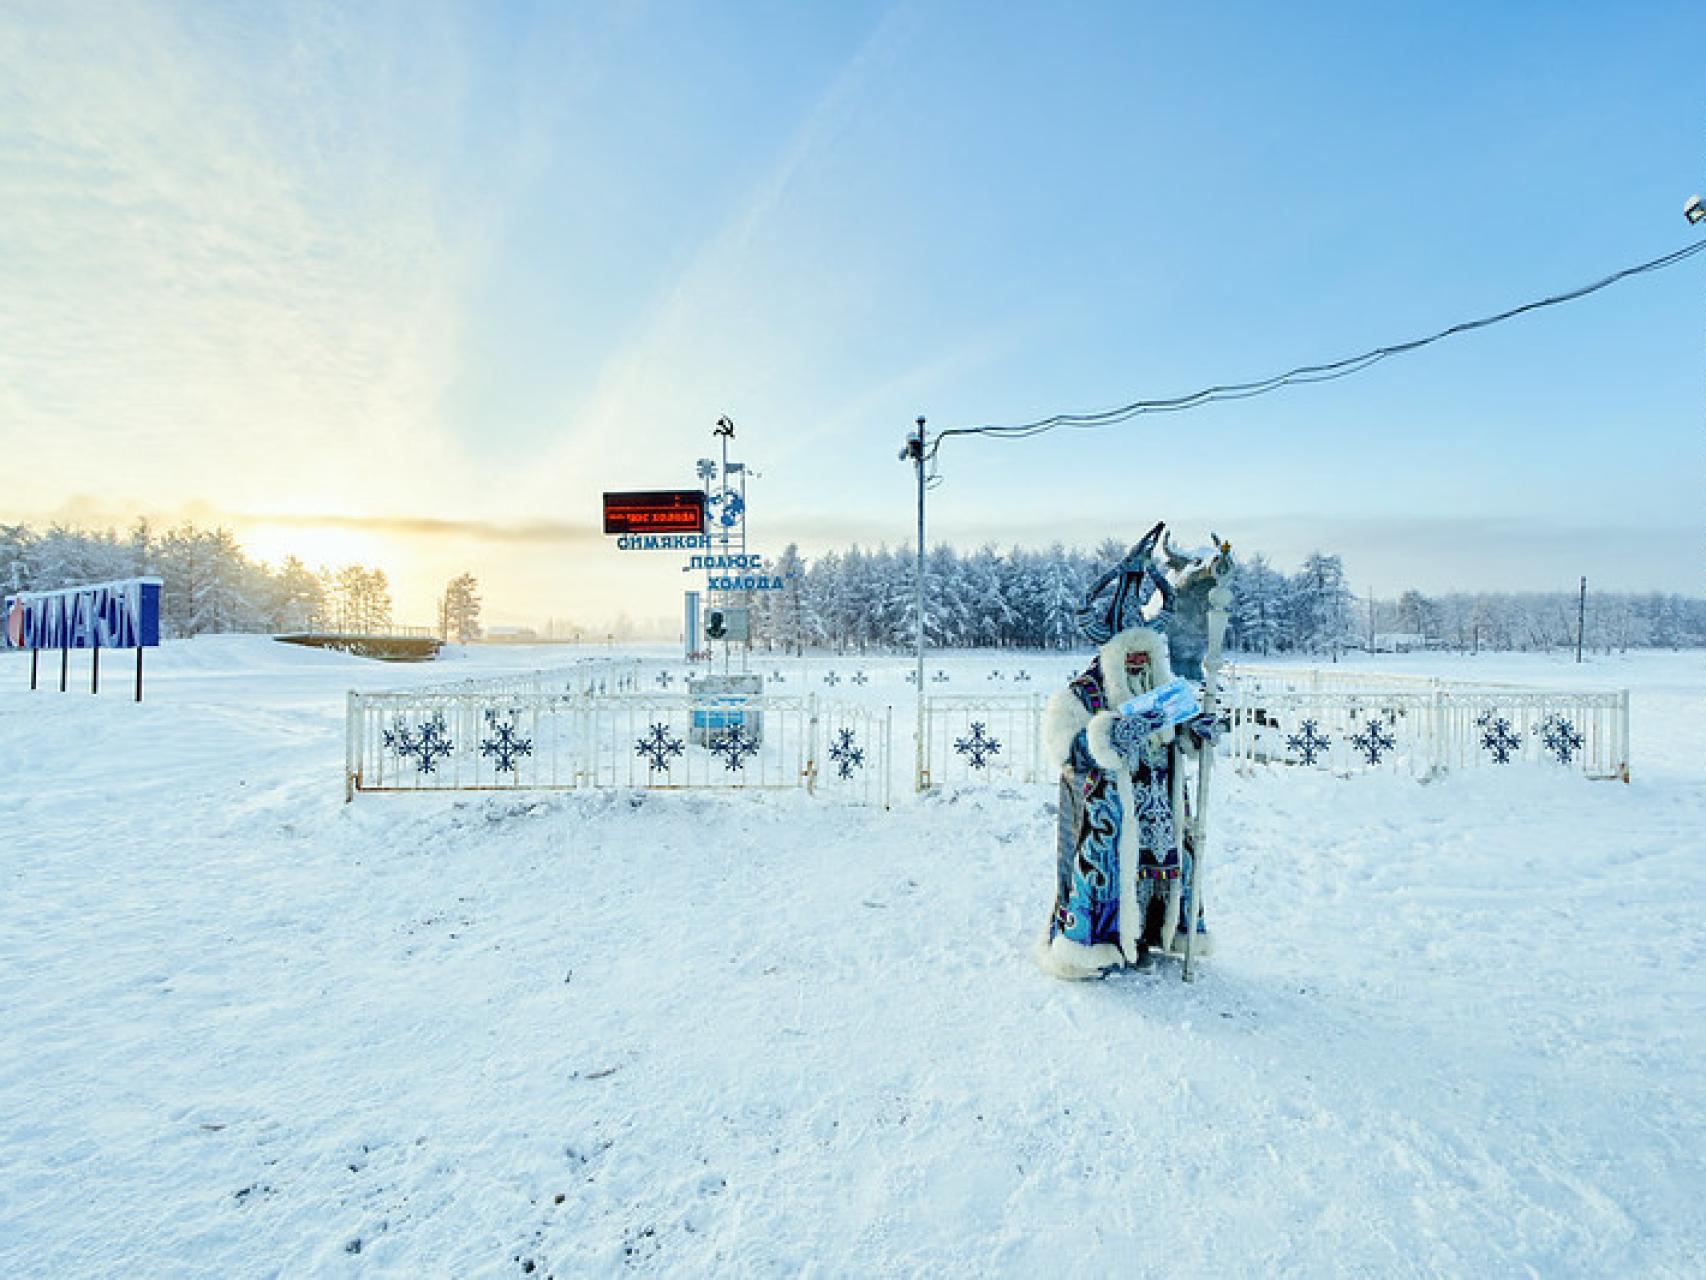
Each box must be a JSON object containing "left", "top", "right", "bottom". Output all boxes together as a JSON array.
[{"left": 3, "top": 638, "right": 1704, "bottom": 1276}]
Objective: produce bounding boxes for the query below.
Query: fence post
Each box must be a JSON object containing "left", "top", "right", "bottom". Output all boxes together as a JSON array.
[
  {"left": 1029, "top": 694, "right": 1043, "bottom": 783},
  {"left": 1431, "top": 687, "right": 1448, "bottom": 777},
  {"left": 1618, "top": 688, "right": 1631, "bottom": 783},
  {"left": 344, "top": 691, "right": 359, "bottom": 802},
  {"left": 916, "top": 695, "right": 930, "bottom": 792},
  {"left": 806, "top": 693, "right": 819, "bottom": 795},
  {"left": 883, "top": 705, "right": 893, "bottom": 811}
]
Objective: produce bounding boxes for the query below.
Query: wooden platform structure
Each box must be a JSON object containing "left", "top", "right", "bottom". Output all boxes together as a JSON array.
[{"left": 276, "top": 630, "right": 443, "bottom": 662}]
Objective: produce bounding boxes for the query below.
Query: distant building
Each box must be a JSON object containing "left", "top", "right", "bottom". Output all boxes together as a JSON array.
[{"left": 483, "top": 625, "right": 539, "bottom": 644}]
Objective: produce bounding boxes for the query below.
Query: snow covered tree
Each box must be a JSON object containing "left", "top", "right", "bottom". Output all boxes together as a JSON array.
[
  {"left": 0, "top": 524, "right": 33, "bottom": 593},
  {"left": 961, "top": 546, "right": 1014, "bottom": 647},
  {"left": 1230, "top": 553, "right": 1285, "bottom": 655},
  {"left": 269, "top": 557, "right": 326, "bottom": 631},
  {"left": 766, "top": 543, "right": 808, "bottom": 653},
  {"left": 367, "top": 570, "right": 394, "bottom": 633},
  {"left": 440, "top": 573, "right": 483, "bottom": 642},
  {"left": 1036, "top": 544, "right": 1084, "bottom": 650},
  {"left": 1290, "top": 553, "right": 1356, "bottom": 658},
  {"left": 331, "top": 566, "right": 391, "bottom": 634}
]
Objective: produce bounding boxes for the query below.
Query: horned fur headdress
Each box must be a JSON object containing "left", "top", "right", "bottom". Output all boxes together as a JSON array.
[{"left": 1074, "top": 521, "right": 1175, "bottom": 645}]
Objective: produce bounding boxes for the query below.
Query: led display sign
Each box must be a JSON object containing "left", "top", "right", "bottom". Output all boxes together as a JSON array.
[{"left": 602, "top": 490, "right": 706, "bottom": 535}]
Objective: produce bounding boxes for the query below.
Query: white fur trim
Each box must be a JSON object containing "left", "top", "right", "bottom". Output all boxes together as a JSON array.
[
  {"left": 1096, "top": 626, "right": 1176, "bottom": 747},
  {"left": 1036, "top": 932, "right": 1127, "bottom": 980},
  {"left": 1096, "top": 625, "right": 1174, "bottom": 708},
  {"left": 1045, "top": 626, "right": 1178, "bottom": 770},
  {"left": 1083, "top": 711, "right": 1125, "bottom": 773},
  {"left": 1042, "top": 689, "right": 1091, "bottom": 772}
]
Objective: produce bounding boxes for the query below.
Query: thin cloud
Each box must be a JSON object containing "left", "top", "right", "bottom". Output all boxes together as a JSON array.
[
  {"left": 520, "top": 3, "right": 924, "bottom": 503},
  {"left": 0, "top": 3, "right": 485, "bottom": 517},
  {"left": 235, "top": 511, "right": 605, "bottom": 546}
]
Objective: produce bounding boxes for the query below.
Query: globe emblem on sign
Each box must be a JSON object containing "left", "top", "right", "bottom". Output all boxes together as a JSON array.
[
  {"left": 710, "top": 488, "right": 745, "bottom": 528},
  {"left": 5, "top": 600, "right": 22, "bottom": 648}
]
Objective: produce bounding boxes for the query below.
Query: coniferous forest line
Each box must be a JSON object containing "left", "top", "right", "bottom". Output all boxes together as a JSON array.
[
  {"left": 745, "top": 542, "right": 1706, "bottom": 655},
  {"left": 1, "top": 521, "right": 388, "bottom": 639},
  {"left": 4, "top": 521, "right": 1702, "bottom": 654}
]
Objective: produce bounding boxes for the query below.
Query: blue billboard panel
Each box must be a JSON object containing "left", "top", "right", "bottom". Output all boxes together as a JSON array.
[{"left": 3, "top": 578, "right": 162, "bottom": 650}]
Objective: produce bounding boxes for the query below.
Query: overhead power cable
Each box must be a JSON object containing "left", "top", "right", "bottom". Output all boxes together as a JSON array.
[{"left": 929, "top": 237, "right": 1706, "bottom": 458}]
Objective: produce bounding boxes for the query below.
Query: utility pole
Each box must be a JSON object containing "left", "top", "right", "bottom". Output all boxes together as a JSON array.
[
  {"left": 1575, "top": 575, "right": 1587, "bottom": 663},
  {"left": 713, "top": 416, "right": 735, "bottom": 674},
  {"left": 903, "top": 417, "right": 927, "bottom": 791}
]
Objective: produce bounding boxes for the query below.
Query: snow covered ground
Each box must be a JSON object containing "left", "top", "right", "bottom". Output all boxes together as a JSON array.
[{"left": 2, "top": 638, "right": 1703, "bottom": 1276}]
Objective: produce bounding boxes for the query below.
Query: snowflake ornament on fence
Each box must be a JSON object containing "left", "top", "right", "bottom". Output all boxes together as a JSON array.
[
  {"left": 1286, "top": 719, "right": 1331, "bottom": 766},
  {"left": 655, "top": 671, "right": 674, "bottom": 688},
  {"left": 709, "top": 725, "right": 760, "bottom": 772},
  {"left": 822, "top": 671, "right": 840, "bottom": 687},
  {"left": 384, "top": 712, "right": 455, "bottom": 775},
  {"left": 905, "top": 670, "right": 919, "bottom": 685},
  {"left": 828, "top": 728, "right": 865, "bottom": 779},
  {"left": 988, "top": 670, "right": 1004, "bottom": 682},
  {"left": 479, "top": 713, "right": 534, "bottom": 774},
  {"left": 1480, "top": 717, "right": 1521, "bottom": 764},
  {"left": 851, "top": 671, "right": 868, "bottom": 686},
  {"left": 635, "top": 723, "right": 685, "bottom": 772},
  {"left": 954, "top": 722, "right": 1002, "bottom": 770},
  {"left": 1013, "top": 670, "right": 1031, "bottom": 683},
  {"left": 932, "top": 670, "right": 951, "bottom": 684},
  {"left": 1536, "top": 715, "right": 1584, "bottom": 765},
  {"left": 1350, "top": 718, "right": 1396, "bottom": 765}
]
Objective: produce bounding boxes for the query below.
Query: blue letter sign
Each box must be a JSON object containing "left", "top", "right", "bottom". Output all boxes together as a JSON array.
[{"left": 3, "top": 577, "right": 163, "bottom": 650}]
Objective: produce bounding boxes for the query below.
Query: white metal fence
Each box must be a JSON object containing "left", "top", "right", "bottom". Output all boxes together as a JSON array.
[
  {"left": 918, "top": 695, "right": 1046, "bottom": 788},
  {"left": 347, "top": 690, "right": 892, "bottom": 806},
  {"left": 401, "top": 658, "right": 644, "bottom": 699},
  {"left": 1221, "top": 682, "right": 1629, "bottom": 781},
  {"left": 1226, "top": 663, "right": 1522, "bottom": 693},
  {"left": 345, "top": 663, "right": 1628, "bottom": 800},
  {"left": 910, "top": 678, "right": 1628, "bottom": 788}
]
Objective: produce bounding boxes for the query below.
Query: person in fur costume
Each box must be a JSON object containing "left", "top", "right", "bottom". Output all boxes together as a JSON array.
[{"left": 1039, "top": 527, "right": 1219, "bottom": 979}]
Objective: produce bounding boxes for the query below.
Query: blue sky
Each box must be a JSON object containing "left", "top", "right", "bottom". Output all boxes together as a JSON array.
[{"left": 3, "top": 1, "right": 1701, "bottom": 626}]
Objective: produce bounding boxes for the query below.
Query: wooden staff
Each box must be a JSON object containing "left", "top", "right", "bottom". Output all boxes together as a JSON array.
[{"left": 1183, "top": 543, "right": 1233, "bottom": 983}]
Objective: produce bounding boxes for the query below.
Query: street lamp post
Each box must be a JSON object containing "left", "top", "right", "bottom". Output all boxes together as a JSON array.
[{"left": 902, "top": 417, "right": 927, "bottom": 790}]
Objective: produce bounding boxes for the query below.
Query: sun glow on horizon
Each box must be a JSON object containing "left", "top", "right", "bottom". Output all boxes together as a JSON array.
[{"left": 236, "top": 521, "right": 394, "bottom": 575}]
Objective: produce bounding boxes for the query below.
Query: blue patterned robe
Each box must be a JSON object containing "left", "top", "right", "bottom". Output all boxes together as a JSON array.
[{"left": 1040, "top": 627, "right": 1202, "bottom": 977}]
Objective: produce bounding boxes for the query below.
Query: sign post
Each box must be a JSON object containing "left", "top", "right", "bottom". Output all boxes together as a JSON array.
[
  {"left": 684, "top": 590, "right": 702, "bottom": 662},
  {"left": 3, "top": 577, "right": 163, "bottom": 702}
]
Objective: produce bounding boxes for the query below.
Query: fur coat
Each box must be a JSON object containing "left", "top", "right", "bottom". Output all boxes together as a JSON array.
[{"left": 1038, "top": 625, "right": 1203, "bottom": 979}]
